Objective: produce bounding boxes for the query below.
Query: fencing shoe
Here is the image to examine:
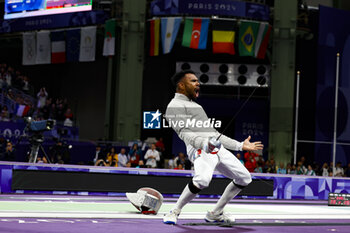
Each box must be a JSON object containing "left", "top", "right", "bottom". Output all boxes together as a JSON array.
[
  {"left": 163, "top": 209, "right": 180, "bottom": 225},
  {"left": 205, "top": 210, "right": 235, "bottom": 224}
]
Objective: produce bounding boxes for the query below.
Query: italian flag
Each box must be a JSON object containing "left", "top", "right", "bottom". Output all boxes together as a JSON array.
[
  {"left": 182, "top": 18, "right": 209, "bottom": 50},
  {"left": 16, "top": 104, "right": 30, "bottom": 117},
  {"left": 103, "top": 19, "right": 116, "bottom": 56}
]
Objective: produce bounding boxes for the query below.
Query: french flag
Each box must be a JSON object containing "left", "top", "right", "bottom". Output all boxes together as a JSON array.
[
  {"left": 51, "top": 30, "right": 66, "bottom": 64},
  {"left": 16, "top": 104, "right": 30, "bottom": 117}
]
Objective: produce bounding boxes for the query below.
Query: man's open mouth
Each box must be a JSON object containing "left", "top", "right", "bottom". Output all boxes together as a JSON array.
[{"left": 195, "top": 88, "right": 200, "bottom": 97}]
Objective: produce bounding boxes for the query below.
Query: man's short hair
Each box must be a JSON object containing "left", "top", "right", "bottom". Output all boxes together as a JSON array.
[{"left": 171, "top": 70, "right": 195, "bottom": 86}]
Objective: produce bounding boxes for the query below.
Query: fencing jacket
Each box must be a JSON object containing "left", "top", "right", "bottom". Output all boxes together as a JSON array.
[{"left": 165, "top": 93, "right": 243, "bottom": 159}]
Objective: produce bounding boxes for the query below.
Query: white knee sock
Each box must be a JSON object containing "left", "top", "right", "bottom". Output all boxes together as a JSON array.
[
  {"left": 173, "top": 184, "right": 197, "bottom": 211},
  {"left": 212, "top": 182, "right": 241, "bottom": 213}
]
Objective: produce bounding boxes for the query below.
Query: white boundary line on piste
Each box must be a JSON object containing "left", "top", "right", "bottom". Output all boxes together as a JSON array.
[{"left": 1, "top": 212, "right": 350, "bottom": 220}]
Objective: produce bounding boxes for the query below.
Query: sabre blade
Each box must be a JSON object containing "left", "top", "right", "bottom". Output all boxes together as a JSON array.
[{"left": 217, "top": 86, "right": 259, "bottom": 140}]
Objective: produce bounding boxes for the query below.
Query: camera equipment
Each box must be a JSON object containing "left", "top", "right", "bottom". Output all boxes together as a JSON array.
[{"left": 25, "top": 117, "right": 55, "bottom": 163}]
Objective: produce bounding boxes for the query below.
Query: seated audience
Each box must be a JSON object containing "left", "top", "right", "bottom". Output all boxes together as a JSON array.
[
  {"left": 334, "top": 162, "right": 344, "bottom": 177},
  {"left": 155, "top": 137, "right": 165, "bottom": 154},
  {"left": 277, "top": 162, "right": 286, "bottom": 174},
  {"left": 128, "top": 151, "right": 140, "bottom": 168},
  {"left": 306, "top": 165, "right": 316, "bottom": 176},
  {"left": 106, "top": 147, "right": 118, "bottom": 167},
  {"left": 345, "top": 163, "right": 350, "bottom": 177},
  {"left": 0, "top": 141, "right": 15, "bottom": 161},
  {"left": 144, "top": 143, "right": 160, "bottom": 168},
  {"left": 173, "top": 152, "right": 191, "bottom": 170},
  {"left": 321, "top": 163, "right": 329, "bottom": 177},
  {"left": 168, "top": 154, "right": 175, "bottom": 169},
  {"left": 93, "top": 145, "right": 105, "bottom": 165},
  {"left": 289, "top": 164, "right": 297, "bottom": 174},
  {"left": 244, "top": 151, "right": 257, "bottom": 172},
  {"left": 117, "top": 148, "right": 129, "bottom": 167},
  {"left": 236, "top": 153, "right": 244, "bottom": 165}
]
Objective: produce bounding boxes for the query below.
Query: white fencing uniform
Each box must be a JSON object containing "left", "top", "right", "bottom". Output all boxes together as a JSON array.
[{"left": 165, "top": 93, "right": 252, "bottom": 188}]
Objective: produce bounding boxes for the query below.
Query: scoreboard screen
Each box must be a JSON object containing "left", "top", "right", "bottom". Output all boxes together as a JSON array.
[
  {"left": 328, "top": 193, "right": 350, "bottom": 206},
  {"left": 4, "top": 0, "right": 92, "bottom": 20}
]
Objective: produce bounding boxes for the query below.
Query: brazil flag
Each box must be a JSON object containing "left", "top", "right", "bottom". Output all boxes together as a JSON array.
[{"left": 239, "top": 21, "right": 260, "bottom": 56}]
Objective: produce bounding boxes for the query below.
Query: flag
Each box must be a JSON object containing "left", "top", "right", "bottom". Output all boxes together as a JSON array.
[
  {"left": 182, "top": 18, "right": 209, "bottom": 49},
  {"left": 161, "top": 17, "right": 181, "bottom": 54},
  {"left": 254, "top": 22, "right": 272, "bottom": 59},
  {"left": 212, "top": 19, "right": 236, "bottom": 55},
  {"left": 51, "top": 30, "right": 66, "bottom": 64},
  {"left": 103, "top": 19, "right": 116, "bottom": 56},
  {"left": 149, "top": 18, "right": 160, "bottom": 56},
  {"left": 79, "top": 26, "right": 96, "bottom": 62},
  {"left": 36, "top": 31, "right": 51, "bottom": 64},
  {"left": 16, "top": 104, "right": 30, "bottom": 117},
  {"left": 238, "top": 21, "right": 259, "bottom": 56},
  {"left": 66, "top": 28, "right": 81, "bottom": 62},
  {"left": 22, "top": 32, "right": 36, "bottom": 65}
]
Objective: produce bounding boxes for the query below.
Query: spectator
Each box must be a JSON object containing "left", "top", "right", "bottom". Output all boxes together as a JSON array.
[
  {"left": 297, "top": 162, "right": 304, "bottom": 175},
  {"left": 155, "top": 137, "right": 165, "bottom": 154},
  {"left": 37, "top": 87, "right": 48, "bottom": 109},
  {"left": 174, "top": 162, "right": 184, "bottom": 170},
  {"left": 0, "top": 106, "right": 10, "bottom": 122},
  {"left": 334, "top": 162, "right": 344, "bottom": 177},
  {"left": 0, "top": 137, "right": 6, "bottom": 157},
  {"left": 256, "top": 155, "right": 265, "bottom": 167},
  {"left": 0, "top": 74, "right": 4, "bottom": 90},
  {"left": 64, "top": 108, "right": 73, "bottom": 120},
  {"left": 329, "top": 162, "right": 334, "bottom": 174},
  {"left": 289, "top": 164, "right": 297, "bottom": 174},
  {"left": 129, "top": 143, "right": 142, "bottom": 160},
  {"left": 56, "top": 103, "right": 66, "bottom": 122},
  {"left": 106, "top": 147, "right": 118, "bottom": 167},
  {"left": 254, "top": 164, "right": 263, "bottom": 173},
  {"left": 269, "top": 158, "right": 277, "bottom": 173},
  {"left": 95, "top": 154, "right": 108, "bottom": 166},
  {"left": 168, "top": 154, "right": 176, "bottom": 169},
  {"left": 236, "top": 153, "right": 244, "bottom": 165},
  {"left": 22, "top": 76, "right": 30, "bottom": 94},
  {"left": 117, "top": 148, "right": 129, "bottom": 167},
  {"left": 173, "top": 152, "right": 191, "bottom": 170},
  {"left": 40, "top": 99, "right": 51, "bottom": 119},
  {"left": 0, "top": 141, "right": 15, "bottom": 161},
  {"left": 306, "top": 165, "right": 316, "bottom": 176},
  {"left": 3, "top": 68, "right": 12, "bottom": 87},
  {"left": 144, "top": 143, "right": 160, "bottom": 168},
  {"left": 277, "top": 162, "right": 286, "bottom": 174},
  {"left": 345, "top": 163, "right": 350, "bottom": 177},
  {"left": 93, "top": 145, "right": 105, "bottom": 165},
  {"left": 263, "top": 160, "right": 271, "bottom": 173},
  {"left": 36, "top": 156, "right": 48, "bottom": 164},
  {"left": 128, "top": 151, "right": 140, "bottom": 168},
  {"left": 49, "top": 140, "right": 70, "bottom": 164},
  {"left": 244, "top": 151, "right": 257, "bottom": 172},
  {"left": 286, "top": 163, "right": 292, "bottom": 174},
  {"left": 49, "top": 103, "right": 56, "bottom": 119},
  {"left": 298, "top": 156, "right": 307, "bottom": 174},
  {"left": 321, "top": 163, "right": 329, "bottom": 177}
]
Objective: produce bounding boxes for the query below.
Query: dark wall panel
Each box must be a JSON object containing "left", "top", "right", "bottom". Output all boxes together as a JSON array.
[{"left": 12, "top": 169, "right": 273, "bottom": 196}]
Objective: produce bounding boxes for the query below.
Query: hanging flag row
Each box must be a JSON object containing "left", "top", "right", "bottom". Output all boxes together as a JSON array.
[
  {"left": 22, "top": 26, "right": 97, "bottom": 65},
  {"left": 149, "top": 17, "right": 272, "bottom": 59}
]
